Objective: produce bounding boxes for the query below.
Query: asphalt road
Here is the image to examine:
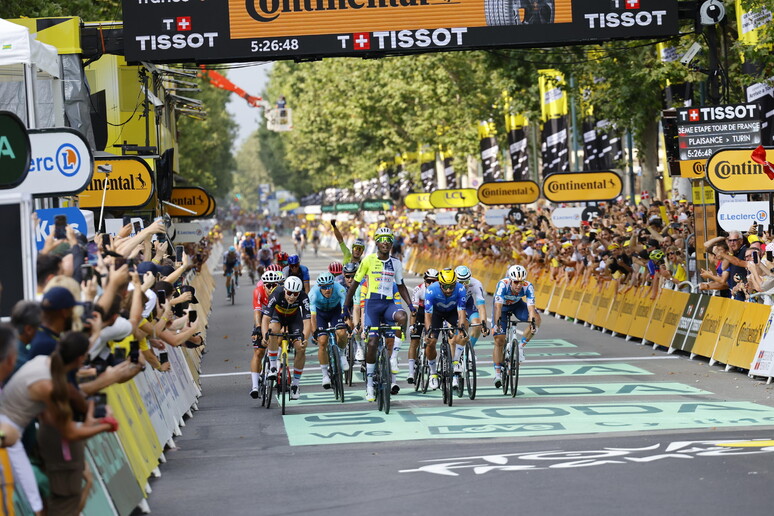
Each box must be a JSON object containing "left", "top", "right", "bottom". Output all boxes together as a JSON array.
[{"left": 146, "top": 237, "right": 774, "bottom": 516}]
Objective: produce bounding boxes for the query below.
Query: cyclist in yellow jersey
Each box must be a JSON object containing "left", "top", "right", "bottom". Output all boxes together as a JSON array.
[{"left": 344, "top": 227, "right": 414, "bottom": 402}]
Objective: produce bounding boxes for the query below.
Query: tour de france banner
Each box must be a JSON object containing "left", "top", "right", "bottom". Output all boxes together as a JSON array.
[
  {"left": 506, "top": 113, "right": 530, "bottom": 180},
  {"left": 479, "top": 120, "right": 503, "bottom": 182},
  {"left": 419, "top": 147, "right": 438, "bottom": 192},
  {"left": 394, "top": 156, "right": 415, "bottom": 197},
  {"left": 378, "top": 161, "right": 392, "bottom": 197},
  {"left": 121, "top": 0, "right": 680, "bottom": 63},
  {"left": 539, "top": 69, "right": 570, "bottom": 176},
  {"left": 442, "top": 150, "right": 457, "bottom": 188}
]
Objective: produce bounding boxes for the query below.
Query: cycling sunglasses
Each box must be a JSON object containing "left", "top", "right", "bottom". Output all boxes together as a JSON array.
[
  {"left": 440, "top": 283, "right": 457, "bottom": 291},
  {"left": 375, "top": 236, "right": 394, "bottom": 244},
  {"left": 344, "top": 275, "right": 355, "bottom": 280},
  {"left": 320, "top": 284, "right": 334, "bottom": 290},
  {"left": 285, "top": 291, "right": 301, "bottom": 297}
]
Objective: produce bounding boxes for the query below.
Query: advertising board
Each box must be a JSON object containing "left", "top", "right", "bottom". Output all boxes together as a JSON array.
[{"left": 122, "top": 0, "right": 680, "bottom": 62}]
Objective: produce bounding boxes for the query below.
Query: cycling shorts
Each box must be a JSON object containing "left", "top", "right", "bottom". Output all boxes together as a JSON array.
[
  {"left": 270, "top": 312, "right": 305, "bottom": 337},
  {"left": 465, "top": 297, "right": 481, "bottom": 319},
  {"left": 364, "top": 298, "right": 400, "bottom": 337},
  {"left": 410, "top": 307, "right": 425, "bottom": 338},
  {"left": 429, "top": 310, "right": 459, "bottom": 339},
  {"left": 245, "top": 248, "right": 255, "bottom": 258},
  {"left": 260, "top": 257, "right": 272, "bottom": 267},
  {"left": 493, "top": 301, "right": 530, "bottom": 335},
  {"left": 315, "top": 307, "right": 345, "bottom": 332}
]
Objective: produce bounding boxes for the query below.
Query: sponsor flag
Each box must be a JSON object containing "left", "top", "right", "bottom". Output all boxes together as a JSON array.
[
  {"left": 751, "top": 145, "right": 774, "bottom": 180},
  {"left": 419, "top": 146, "right": 437, "bottom": 192},
  {"left": 378, "top": 161, "right": 392, "bottom": 197},
  {"left": 439, "top": 149, "right": 456, "bottom": 189},
  {"left": 538, "top": 69, "right": 569, "bottom": 176},
  {"left": 478, "top": 120, "right": 503, "bottom": 182},
  {"left": 506, "top": 113, "right": 530, "bottom": 180}
]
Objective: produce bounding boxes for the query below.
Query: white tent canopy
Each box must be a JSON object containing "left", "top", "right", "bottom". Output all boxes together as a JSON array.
[{"left": 0, "top": 18, "right": 59, "bottom": 78}]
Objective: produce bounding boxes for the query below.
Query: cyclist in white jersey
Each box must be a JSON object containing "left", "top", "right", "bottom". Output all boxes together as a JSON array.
[{"left": 407, "top": 269, "right": 438, "bottom": 384}]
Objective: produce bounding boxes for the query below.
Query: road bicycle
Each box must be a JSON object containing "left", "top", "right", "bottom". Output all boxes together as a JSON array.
[
  {"left": 267, "top": 330, "right": 300, "bottom": 414},
  {"left": 225, "top": 271, "right": 236, "bottom": 305},
  {"left": 456, "top": 323, "right": 480, "bottom": 400},
  {"left": 502, "top": 318, "right": 532, "bottom": 397},
  {"left": 430, "top": 325, "right": 465, "bottom": 407},
  {"left": 370, "top": 325, "right": 402, "bottom": 414},
  {"left": 320, "top": 325, "right": 346, "bottom": 403},
  {"left": 345, "top": 328, "right": 357, "bottom": 387}
]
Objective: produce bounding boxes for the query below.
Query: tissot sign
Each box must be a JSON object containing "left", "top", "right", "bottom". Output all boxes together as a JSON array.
[{"left": 122, "top": 0, "right": 680, "bottom": 62}]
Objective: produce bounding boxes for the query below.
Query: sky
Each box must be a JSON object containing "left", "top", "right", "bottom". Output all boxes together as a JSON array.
[{"left": 224, "top": 62, "right": 274, "bottom": 150}]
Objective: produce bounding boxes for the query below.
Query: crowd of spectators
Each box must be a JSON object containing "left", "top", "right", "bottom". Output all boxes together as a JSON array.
[
  {"left": 314, "top": 198, "right": 774, "bottom": 303},
  {"left": 0, "top": 218, "right": 213, "bottom": 515}
]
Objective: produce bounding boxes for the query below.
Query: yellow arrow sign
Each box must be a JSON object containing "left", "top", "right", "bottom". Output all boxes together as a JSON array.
[
  {"left": 404, "top": 193, "right": 432, "bottom": 210},
  {"left": 477, "top": 180, "right": 540, "bottom": 205},
  {"left": 706, "top": 147, "right": 774, "bottom": 193},
  {"left": 429, "top": 188, "right": 478, "bottom": 209},
  {"left": 542, "top": 171, "right": 622, "bottom": 203},
  {"left": 78, "top": 157, "right": 154, "bottom": 209},
  {"left": 166, "top": 187, "right": 212, "bottom": 217}
]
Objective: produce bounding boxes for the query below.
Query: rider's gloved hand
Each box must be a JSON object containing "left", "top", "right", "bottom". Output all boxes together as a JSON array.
[{"left": 482, "top": 320, "right": 490, "bottom": 336}]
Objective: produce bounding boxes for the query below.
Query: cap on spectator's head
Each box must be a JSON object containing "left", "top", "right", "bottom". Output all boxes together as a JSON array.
[
  {"left": 748, "top": 235, "right": 762, "bottom": 244},
  {"left": 159, "top": 265, "right": 175, "bottom": 277},
  {"left": 608, "top": 243, "right": 620, "bottom": 250},
  {"left": 581, "top": 220, "right": 590, "bottom": 227},
  {"left": 136, "top": 261, "right": 159, "bottom": 276},
  {"left": 561, "top": 241, "right": 573, "bottom": 249},
  {"left": 526, "top": 236, "right": 536, "bottom": 242},
  {"left": 178, "top": 285, "right": 199, "bottom": 304},
  {"left": 41, "top": 287, "right": 80, "bottom": 311}
]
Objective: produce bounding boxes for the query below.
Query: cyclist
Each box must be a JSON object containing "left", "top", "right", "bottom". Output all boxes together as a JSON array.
[
  {"left": 329, "top": 262, "right": 345, "bottom": 286},
  {"left": 283, "top": 255, "right": 311, "bottom": 293},
  {"left": 269, "top": 234, "right": 282, "bottom": 254},
  {"left": 423, "top": 268, "right": 468, "bottom": 391},
  {"left": 492, "top": 265, "right": 541, "bottom": 388},
  {"left": 344, "top": 227, "right": 414, "bottom": 402},
  {"left": 331, "top": 220, "right": 366, "bottom": 264},
  {"left": 342, "top": 262, "right": 364, "bottom": 359},
  {"left": 455, "top": 265, "right": 489, "bottom": 347},
  {"left": 276, "top": 251, "right": 289, "bottom": 269},
  {"left": 249, "top": 268, "right": 284, "bottom": 399},
  {"left": 311, "top": 226, "right": 322, "bottom": 256},
  {"left": 292, "top": 226, "right": 306, "bottom": 256},
  {"left": 408, "top": 268, "right": 438, "bottom": 384},
  {"left": 257, "top": 244, "right": 274, "bottom": 270},
  {"left": 223, "top": 246, "right": 241, "bottom": 300},
  {"left": 263, "top": 276, "right": 312, "bottom": 400},
  {"left": 310, "top": 272, "right": 349, "bottom": 389},
  {"left": 241, "top": 232, "right": 258, "bottom": 277}
]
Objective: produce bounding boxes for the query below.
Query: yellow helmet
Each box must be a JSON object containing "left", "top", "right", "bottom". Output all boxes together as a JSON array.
[{"left": 438, "top": 268, "right": 457, "bottom": 286}]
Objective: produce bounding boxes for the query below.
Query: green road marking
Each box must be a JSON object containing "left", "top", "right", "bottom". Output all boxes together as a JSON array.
[
  {"left": 283, "top": 401, "right": 774, "bottom": 446},
  {"left": 287, "top": 382, "right": 711, "bottom": 407},
  {"left": 526, "top": 352, "right": 600, "bottom": 358}
]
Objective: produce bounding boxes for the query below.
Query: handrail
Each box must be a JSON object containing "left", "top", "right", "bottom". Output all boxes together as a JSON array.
[
  {"left": 747, "top": 291, "right": 774, "bottom": 305},
  {"left": 675, "top": 281, "right": 698, "bottom": 293}
]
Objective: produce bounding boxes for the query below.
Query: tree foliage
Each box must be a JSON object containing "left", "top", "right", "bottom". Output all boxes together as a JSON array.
[
  {"left": 0, "top": 1, "right": 119, "bottom": 21},
  {"left": 233, "top": 130, "right": 270, "bottom": 209}
]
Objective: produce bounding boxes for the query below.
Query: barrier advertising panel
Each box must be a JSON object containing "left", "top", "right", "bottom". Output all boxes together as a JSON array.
[{"left": 122, "top": 0, "right": 680, "bottom": 63}]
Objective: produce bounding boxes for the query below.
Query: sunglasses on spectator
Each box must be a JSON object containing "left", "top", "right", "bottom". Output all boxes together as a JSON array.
[{"left": 727, "top": 238, "right": 742, "bottom": 242}]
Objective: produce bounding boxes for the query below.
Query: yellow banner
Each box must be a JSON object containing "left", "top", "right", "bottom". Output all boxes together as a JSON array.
[
  {"left": 477, "top": 180, "right": 539, "bottom": 205},
  {"left": 404, "top": 193, "right": 433, "bottom": 210},
  {"left": 706, "top": 148, "right": 774, "bottom": 193},
  {"left": 692, "top": 183, "right": 715, "bottom": 205},
  {"left": 736, "top": 0, "right": 771, "bottom": 46},
  {"left": 727, "top": 302, "right": 771, "bottom": 368},
  {"left": 680, "top": 159, "right": 706, "bottom": 178},
  {"left": 78, "top": 157, "right": 155, "bottom": 209},
  {"left": 542, "top": 171, "right": 622, "bottom": 202},
  {"left": 692, "top": 296, "right": 729, "bottom": 358},
  {"left": 429, "top": 188, "right": 478, "bottom": 208},
  {"left": 167, "top": 187, "right": 213, "bottom": 217},
  {"left": 538, "top": 69, "right": 568, "bottom": 121}
]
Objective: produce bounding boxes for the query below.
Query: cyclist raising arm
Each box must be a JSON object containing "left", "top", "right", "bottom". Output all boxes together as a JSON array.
[
  {"left": 424, "top": 269, "right": 468, "bottom": 391},
  {"left": 331, "top": 221, "right": 365, "bottom": 265},
  {"left": 492, "top": 265, "right": 541, "bottom": 388},
  {"left": 344, "top": 227, "right": 414, "bottom": 402}
]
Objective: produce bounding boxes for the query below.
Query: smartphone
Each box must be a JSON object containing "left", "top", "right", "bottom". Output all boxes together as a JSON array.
[
  {"left": 175, "top": 245, "right": 184, "bottom": 262},
  {"left": 101, "top": 233, "right": 111, "bottom": 248},
  {"left": 156, "top": 290, "right": 166, "bottom": 306},
  {"left": 133, "top": 221, "right": 142, "bottom": 234},
  {"left": 758, "top": 225, "right": 764, "bottom": 238},
  {"left": 127, "top": 258, "right": 135, "bottom": 272},
  {"left": 768, "top": 251, "right": 773, "bottom": 262},
  {"left": 90, "top": 392, "right": 108, "bottom": 419},
  {"left": 159, "top": 352, "right": 169, "bottom": 364},
  {"left": 188, "top": 310, "right": 198, "bottom": 323},
  {"left": 129, "top": 340, "right": 140, "bottom": 364},
  {"left": 81, "top": 264, "right": 94, "bottom": 282},
  {"left": 54, "top": 215, "right": 67, "bottom": 239},
  {"left": 753, "top": 251, "right": 760, "bottom": 264},
  {"left": 113, "top": 347, "right": 127, "bottom": 362}
]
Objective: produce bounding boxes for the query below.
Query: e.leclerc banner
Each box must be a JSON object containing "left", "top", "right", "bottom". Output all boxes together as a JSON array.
[
  {"left": 122, "top": 0, "right": 679, "bottom": 63},
  {"left": 477, "top": 180, "right": 539, "bottom": 205},
  {"left": 542, "top": 171, "right": 622, "bottom": 203}
]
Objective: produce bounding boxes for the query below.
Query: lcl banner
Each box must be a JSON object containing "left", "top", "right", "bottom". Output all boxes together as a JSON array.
[{"left": 122, "top": 0, "right": 680, "bottom": 63}]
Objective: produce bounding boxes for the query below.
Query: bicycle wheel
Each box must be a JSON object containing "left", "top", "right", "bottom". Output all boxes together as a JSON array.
[
  {"left": 510, "top": 344, "right": 520, "bottom": 398},
  {"left": 465, "top": 342, "right": 477, "bottom": 400},
  {"left": 230, "top": 283, "right": 235, "bottom": 305},
  {"left": 379, "top": 346, "right": 391, "bottom": 414},
  {"left": 420, "top": 348, "right": 430, "bottom": 394},
  {"left": 503, "top": 341, "right": 515, "bottom": 396},
  {"left": 440, "top": 340, "right": 452, "bottom": 406},
  {"left": 261, "top": 354, "right": 271, "bottom": 408},
  {"left": 346, "top": 335, "right": 355, "bottom": 386},
  {"left": 281, "top": 353, "right": 288, "bottom": 415},
  {"left": 414, "top": 347, "right": 424, "bottom": 392},
  {"left": 331, "top": 345, "right": 345, "bottom": 403}
]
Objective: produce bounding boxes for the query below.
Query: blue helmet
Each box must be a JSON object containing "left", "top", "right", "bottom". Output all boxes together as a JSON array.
[
  {"left": 228, "top": 246, "right": 236, "bottom": 252},
  {"left": 316, "top": 272, "right": 335, "bottom": 287},
  {"left": 288, "top": 254, "right": 300, "bottom": 265},
  {"left": 455, "top": 265, "right": 471, "bottom": 282}
]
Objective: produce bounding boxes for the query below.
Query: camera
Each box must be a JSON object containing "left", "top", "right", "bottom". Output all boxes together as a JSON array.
[
  {"left": 188, "top": 310, "right": 197, "bottom": 323},
  {"left": 699, "top": 0, "right": 725, "bottom": 26},
  {"left": 159, "top": 352, "right": 169, "bottom": 364}
]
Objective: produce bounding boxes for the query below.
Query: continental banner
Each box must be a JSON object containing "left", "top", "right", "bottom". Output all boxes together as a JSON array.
[
  {"left": 628, "top": 287, "right": 656, "bottom": 340},
  {"left": 727, "top": 302, "right": 770, "bottom": 369},
  {"left": 706, "top": 147, "right": 774, "bottom": 193},
  {"left": 669, "top": 292, "right": 700, "bottom": 350},
  {"left": 78, "top": 157, "right": 154, "bottom": 209},
  {"left": 477, "top": 180, "right": 540, "bottom": 205},
  {"left": 122, "top": 0, "right": 680, "bottom": 63},
  {"left": 166, "top": 187, "right": 215, "bottom": 218},
  {"left": 543, "top": 171, "right": 623, "bottom": 202},
  {"left": 611, "top": 287, "right": 638, "bottom": 336},
  {"left": 710, "top": 298, "right": 747, "bottom": 366},
  {"left": 692, "top": 296, "right": 729, "bottom": 359}
]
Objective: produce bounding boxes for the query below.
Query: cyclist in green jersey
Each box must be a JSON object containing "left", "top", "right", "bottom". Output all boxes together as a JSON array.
[{"left": 331, "top": 221, "right": 365, "bottom": 264}]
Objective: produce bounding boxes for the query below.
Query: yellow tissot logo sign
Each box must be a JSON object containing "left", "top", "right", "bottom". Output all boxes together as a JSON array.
[
  {"left": 78, "top": 157, "right": 154, "bottom": 209},
  {"left": 167, "top": 187, "right": 214, "bottom": 218},
  {"left": 429, "top": 188, "right": 478, "bottom": 208},
  {"left": 706, "top": 148, "right": 774, "bottom": 193},
  {"left": 542, "top": 171, "right": 622, "bottom": 203},
  {"left": 404, "top": 193, "right": 432, "bottom": 210},
  {"left": 477, "top": 180, "right": 540, "bottom": 205}
]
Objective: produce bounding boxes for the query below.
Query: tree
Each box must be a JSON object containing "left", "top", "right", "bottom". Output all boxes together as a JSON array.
[
  {"left": 0, "top": 1, "right": 119, "bottom": 21},
  {"left": 233, "top": 130, "right": 270, "bottom": 209}
]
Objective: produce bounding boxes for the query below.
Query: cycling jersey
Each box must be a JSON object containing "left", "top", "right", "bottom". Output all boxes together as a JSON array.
[
  {"left": 282, "top": 264, "right": 310, "bottom": 282},
  {"left": 223, "top": 251, "right": 240, "bottom": 268},
  {"left": 424, "top": 282, "right": 467, "bottom": 313},
  {"left": 309, "top": 283, "right": 347, "bottom": 315},
  {"left": 354, "top": 253, "right": 404, "bottom": 300},
  {"left": 494, "top": 278, "right": 535, "bottom": 306},
  {"left": 462, "top": 278, "right": 486, "bottom": 306},
  {"left": 242, "top": 237, "right": 256, "bottom": 249},
  {"left": 253, "top": 281, "right": 269, "bottom": 312},
  {"left": 412, "top": 283, "right": 428, "bottom": 308},
  {"left": 334, "top": 274, "right": 347, "bottom": 287},
  {"left": 258, "top": 248, "right": 273, "bottom": 262},
  {"left": 263, "top": 286, "right": 311, "bottom": 320}
]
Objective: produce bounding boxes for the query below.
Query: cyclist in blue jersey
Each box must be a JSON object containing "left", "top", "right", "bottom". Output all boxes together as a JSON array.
[
  {"left": 222, "top": 246, "right": 241, "bottom": 300},
  {"left": 424, "top": 268, "right": 468, "bottom": 391},
  {"left": 282, "top": 254, "right": 311, "bottom": 293},
  {"left": 240, "top": 232, "right": 258, "bottom": 275},
  {"left": 309, "top": 272, "right": 350, "bottom": 389},
  {"left": 492, "top": 264, "right": 541, "bottom": 388}
]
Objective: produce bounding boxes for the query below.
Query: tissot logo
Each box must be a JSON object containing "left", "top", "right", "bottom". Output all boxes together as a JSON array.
[
  {"left": 584, "top": 10, "right": 668, "bottom": 28},
  {"left": 353, "top": 32, "right": 370, "bottom": 50}
]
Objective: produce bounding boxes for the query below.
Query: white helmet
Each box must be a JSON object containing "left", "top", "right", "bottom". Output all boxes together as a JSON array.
[
  {"left": 284, "top": 276, "right": 303, "bottom": 293},
  {"left": 374, "top": 227, "right": 394, "bottom": 239},
  {"left": 507, "top": 265, "right": 527, "bottom": 281},
  {"left": 261, "top": 270, "right": 284, "bottom": 284}
]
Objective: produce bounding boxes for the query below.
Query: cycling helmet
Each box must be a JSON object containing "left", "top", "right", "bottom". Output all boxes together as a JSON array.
[
  {"left": 374, "top": 227, "right": 394, "bottom": 241},
  {"left": 353, "top": 238, "right": 366, "bottom": 248},
  {"left": 507, "top": 265, "right": 527, "bottom": 281},
  {"left": 649, "top": 249, "right": 665, "bottom": 261},
  {"left": 228, "top": 246, "right": 236, "bottom": 252},
  {"left": 423, "top": 268, "right": 439, "bottom": 281},
  {"left": 328, "top": 261, "right": 343, "bottom": 275},
  {"left": 455, "top": 265, "right": 472, "bottom": 282},
  {"left": 271, "top": 235, "right": 278, "bottom": 241},
  {"left": 262, "top": 244, "right": 270, "bottom": 251},
  {"left": 266, "top": 264, "right": 283, "bottom": 272},
  {"left": 294, "top": 226, "right": 300, "bottom": 232},
  {"left": 284, "top": 276, "right": 303, "bottom": 293},
  {"left": 343, "top": 262, "right": 358, "bottom": 275},
  {"left": 261, "top": 270, "right": 284, "bottom": 284},
  {"left": 276, "top": 251, "right": 289, "bottom": 263},
  {"left": 437, "top": 268, "right": 457, "bottom": 286},
  {"left": 288, "top": 254, "right": 300, "bottom": 265},
  {"left": 316, "top": 272, "right": 335, "bottom": 287}
]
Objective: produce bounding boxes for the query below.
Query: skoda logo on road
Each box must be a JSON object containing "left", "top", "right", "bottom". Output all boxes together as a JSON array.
[{"left": 56, "top": 143, "right": 80, "bottom": 177}]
